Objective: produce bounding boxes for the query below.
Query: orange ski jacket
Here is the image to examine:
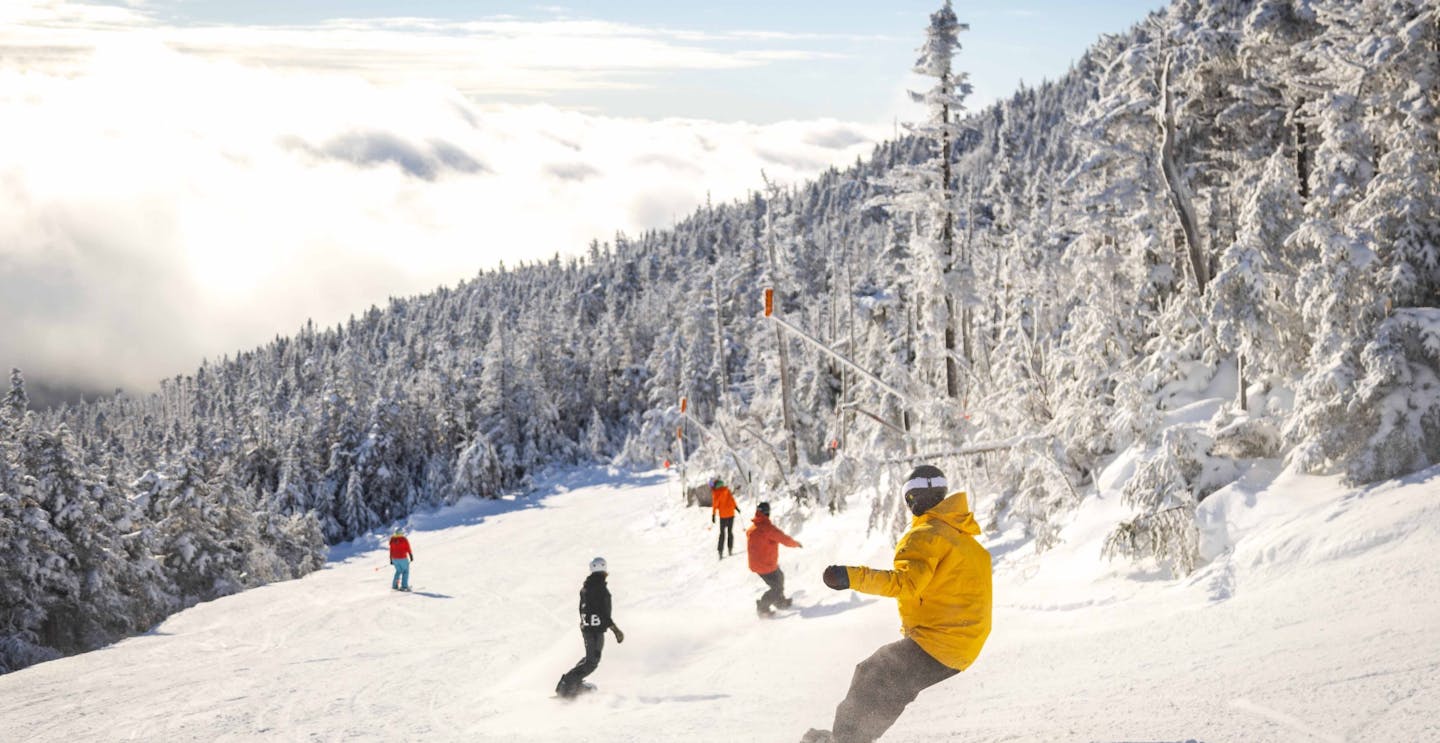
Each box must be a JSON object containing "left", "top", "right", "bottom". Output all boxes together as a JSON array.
[{"left": 711, "top": 486, "right": 738, "bottom": 519}]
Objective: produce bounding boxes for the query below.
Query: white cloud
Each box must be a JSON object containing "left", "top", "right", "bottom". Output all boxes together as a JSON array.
[
  {"left": 0, "top": 4, "right": 886, "bottom": 392},
  {"left": 0, "top": 2, "right": 854, "bottom": 97}
]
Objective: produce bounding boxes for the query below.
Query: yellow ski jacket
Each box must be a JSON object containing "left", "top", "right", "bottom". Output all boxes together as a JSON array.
[{"left": 846, "top": 492, "right": 992, "bottom": 671}]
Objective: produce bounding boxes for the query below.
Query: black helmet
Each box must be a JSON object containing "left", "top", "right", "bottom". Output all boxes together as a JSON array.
[
  {"left": 756, "top": 501, "right": 771, "bottom": 516},
  {"left": 902, "top": 464, "right": 947, "bottom": 516}
]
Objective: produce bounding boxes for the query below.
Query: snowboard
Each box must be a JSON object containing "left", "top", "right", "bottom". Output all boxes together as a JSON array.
[
  {"left": 758, "top": 590, "right": 805, "bottom": 618},
  {"left": 554, "top": 682, "right": 597, "bottom": 700}
]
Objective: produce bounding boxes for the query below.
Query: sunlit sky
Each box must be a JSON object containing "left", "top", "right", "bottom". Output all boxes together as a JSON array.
[
  {"left": 1, "top": 0, "right": 1165, "bottom": 394},
  {"left": 79, "top": 0, "right": 1166, "bottom": 120}
]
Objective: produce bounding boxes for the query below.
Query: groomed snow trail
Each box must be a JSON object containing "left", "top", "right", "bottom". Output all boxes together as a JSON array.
[{"left": 2, "top": 465, "right": 1438, "bottom": 742}]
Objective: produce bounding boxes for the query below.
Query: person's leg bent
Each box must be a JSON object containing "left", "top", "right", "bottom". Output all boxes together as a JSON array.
[
  {"left": 758, "top": 569, "right": 785, "bottom": 611},
  {"left": 831, "top": 638, "right": 959, "bottom": 743},
  {"left": 392, "top": 558, "right": 409, "bottom": 589},
  {"left": 559, "top": 631, "right": 606, "bottom": 692}
]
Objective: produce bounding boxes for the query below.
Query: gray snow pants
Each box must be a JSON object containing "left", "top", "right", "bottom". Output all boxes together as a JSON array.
[
  {"left": 831, "top": 637, "right": 960, "bottom": 743},
  {"left": 756, "top": 568, "right": 787, "bottom": 612}
]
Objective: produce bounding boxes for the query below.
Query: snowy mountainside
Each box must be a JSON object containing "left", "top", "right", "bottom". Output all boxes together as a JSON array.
[
  {"left": 3, "top": 0, "right": 1437, "bottom": 677},
  {"left": 2, "top": 463, "right": 1435, "bottom": 742}
]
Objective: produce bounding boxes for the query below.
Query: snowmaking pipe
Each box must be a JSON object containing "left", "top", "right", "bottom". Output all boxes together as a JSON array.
[
  {"left": 840, "top": 402, "right": 909, "bottom": 436},
  {"left": 763, "top": 288, "right": 918, "bottom": 410},
  {"left": 880, "top": 435, "right": 1044, "bottom": 464}
]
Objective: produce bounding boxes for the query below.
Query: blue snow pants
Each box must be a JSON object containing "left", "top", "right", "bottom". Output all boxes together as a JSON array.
[{"left": 391, "top": 558, "right": 411, "bottom": 590}]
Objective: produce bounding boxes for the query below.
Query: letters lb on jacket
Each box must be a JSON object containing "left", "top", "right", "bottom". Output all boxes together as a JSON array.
[{"left": 578, "top": 573, "right": 614, "bottom": 632}]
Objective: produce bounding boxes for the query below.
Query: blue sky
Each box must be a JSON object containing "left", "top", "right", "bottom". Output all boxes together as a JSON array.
[{"left": 112, "top": 0, "right": 1167, "bottom": 122}]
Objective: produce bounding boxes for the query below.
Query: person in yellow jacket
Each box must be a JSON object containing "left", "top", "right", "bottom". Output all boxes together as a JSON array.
[{"left": 803, "top": 464, "right": 992, "bottom": 743}]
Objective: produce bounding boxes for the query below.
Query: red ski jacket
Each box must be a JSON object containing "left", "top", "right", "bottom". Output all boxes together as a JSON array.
[
  {"left": 745, "top": 514, "right": 798, "bottom": 575},
  {"left": 389, "top": 536, "right": 413, "bottom": 560}
]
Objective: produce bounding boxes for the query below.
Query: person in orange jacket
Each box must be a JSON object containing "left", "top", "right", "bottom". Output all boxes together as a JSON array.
[
  {"left": 745, "top": 501, "right": 801, "bottom": 617},
  {"left": 710, "top": 477, "right": 741, "bottom": 560},
  {"left": 388, "top": 528, "right": 415, "bottom": 592},
  {"left": 802, "top": 464, "right": 993, "bottom": 743}
]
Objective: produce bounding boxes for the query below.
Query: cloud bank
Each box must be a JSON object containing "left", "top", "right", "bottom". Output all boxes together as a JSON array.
[{"left": 0, "top": 2, "right": 885, "bottom": 393}]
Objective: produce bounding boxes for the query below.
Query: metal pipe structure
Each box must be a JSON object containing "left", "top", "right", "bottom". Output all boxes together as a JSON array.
[
  {"left": 880, "top": 435, "right": 1038, "bottom": 464},
  {"left": 762, "top": 288, "right": 918, "bottom": 410},
  {"left": 840, "top": 402, "right": 908, "bottom": 436}
]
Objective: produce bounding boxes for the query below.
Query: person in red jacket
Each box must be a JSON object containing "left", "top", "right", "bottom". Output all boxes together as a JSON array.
[
  {"left": 710, "top": 477, "right": 741, "bottom": 560},
  {"left": 745, "top": 501, "right": 802, "bottom": 617},
  {"left": 389, "top": 529, "right": 414, "bottom": 591}
]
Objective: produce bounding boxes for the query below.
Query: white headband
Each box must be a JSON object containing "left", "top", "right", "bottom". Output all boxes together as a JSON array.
[{"left": 903, "top": 476, "right": 947, "bottom": 494}]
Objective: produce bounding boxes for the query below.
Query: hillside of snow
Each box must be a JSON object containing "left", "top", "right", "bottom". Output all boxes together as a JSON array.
[{"left": 2, "top": 461, "right": 1437, "bottom": 742}]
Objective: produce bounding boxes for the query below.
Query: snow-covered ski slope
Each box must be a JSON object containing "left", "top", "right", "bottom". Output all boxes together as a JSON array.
[{"left": 2, "top": 463, "right": 1438, "bottom": 742}]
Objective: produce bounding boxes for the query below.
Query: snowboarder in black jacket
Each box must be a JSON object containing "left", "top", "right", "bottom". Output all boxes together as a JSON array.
[{"left": 556, "top": 556, "right": 625, "bottom": 698}]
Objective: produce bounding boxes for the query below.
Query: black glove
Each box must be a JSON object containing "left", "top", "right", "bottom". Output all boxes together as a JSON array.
[
  {"left": 711, "top": 514, "right": 716, "bottom": 524},
  {"left": 823, "top": 565, "right": 850, "bottom": 591}
]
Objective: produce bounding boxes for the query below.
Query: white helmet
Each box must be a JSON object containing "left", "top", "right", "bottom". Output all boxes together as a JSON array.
[{"left": 589, "top": 556, "right": 608, "bottom": 574}]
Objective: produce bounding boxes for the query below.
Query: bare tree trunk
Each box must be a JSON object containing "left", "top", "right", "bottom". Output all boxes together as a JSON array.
[
  {"left": 764, "top": 207, "right": 799, "bottom": 471},
  {"left": 711, "top": 276, "right": 728, "bottom": 405},
  {"left": 1158, "top": 54, "right": 1207, "bottom": 294},
  {"left": 1293, "top": 98, "right": 1311, "bottom": 202},
  {"left": 940, "top": 80, "right": 962, "bottom": 399},
  {"left": 842, "top": 260, "right": 855, "bottom": 451},
  {"left": 1237, "top": 352, "right": 1248, "bottom": 412},
  {"left": 775, "top": 323, "right": 798, "bottom": 469}
]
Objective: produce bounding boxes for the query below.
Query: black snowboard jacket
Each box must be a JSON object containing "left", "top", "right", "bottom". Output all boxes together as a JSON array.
[{"left": 578, "top": 573, "right": 614, "bottom": 633}]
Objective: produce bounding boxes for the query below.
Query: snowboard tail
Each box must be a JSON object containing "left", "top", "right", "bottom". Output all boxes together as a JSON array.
[{"left": 554, "top": 681, "right": 597, "bottom": 700}]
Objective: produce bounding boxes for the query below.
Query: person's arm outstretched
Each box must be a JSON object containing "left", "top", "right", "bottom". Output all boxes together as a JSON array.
[{"left": 826, "top": 532, "right": 939, "bottom": 599}]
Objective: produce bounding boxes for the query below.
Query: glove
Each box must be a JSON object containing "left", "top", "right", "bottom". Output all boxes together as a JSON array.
[
  {"left": 823, "top": 565, "right": 850, "bottom": 591},
  {"left": 612, "top": 627, "right": 625, "bottom": 644},
  {"left": 712, "top": 514, "right": 716, "bottom": 524},
  {"left": 389, "top": 560, "right": 394, "bottom": 565}
]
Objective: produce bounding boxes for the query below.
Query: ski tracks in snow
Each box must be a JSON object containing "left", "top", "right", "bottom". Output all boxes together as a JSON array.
[{"left": 1229, "top": 699, "right": 1343, "bottom": 743}]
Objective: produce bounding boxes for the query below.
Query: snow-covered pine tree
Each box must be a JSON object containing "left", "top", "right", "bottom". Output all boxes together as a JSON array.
[
  {"left": 1345, "top": 308, "right": 1440, "bottom": 482},
  {"left": 1103, "top": 427, "right": 1205, "bottom": 576},
  {"left": 895, "top": 0, "right": 972, "bottom": 406},
  {"left": 585, "top": 408, "right": 610, "bottom": 462},
  {"left": 1204, "top": 154, "right": 1303, "bottom": 459}
]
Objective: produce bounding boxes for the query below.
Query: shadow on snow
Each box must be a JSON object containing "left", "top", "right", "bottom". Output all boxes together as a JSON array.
[{"left": 796, "top": 593, "right": 878, "bottom": 619}]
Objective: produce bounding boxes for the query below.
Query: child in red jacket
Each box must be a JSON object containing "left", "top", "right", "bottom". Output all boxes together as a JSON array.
[{"left": 389, "top": 529, "right": 414, "bottom": 591}]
